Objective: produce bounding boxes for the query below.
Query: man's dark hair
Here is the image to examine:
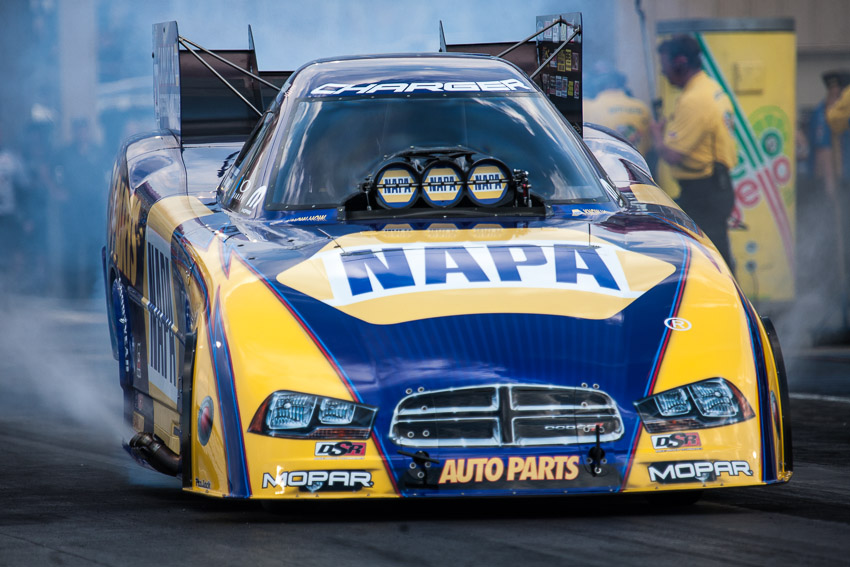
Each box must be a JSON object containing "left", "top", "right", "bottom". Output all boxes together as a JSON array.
[
  {"left": 823, "top": 70, "right": 850, "bottom": 89},
  {"left": 658, "top": 34, "right": 702, "bottom": 70}
]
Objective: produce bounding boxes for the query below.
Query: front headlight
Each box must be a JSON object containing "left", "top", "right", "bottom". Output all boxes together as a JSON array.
[
  {"left": 634, "top": 378, "right": 755, "bottom": 433},
  {"left": 248, "top": 391, "right": 377, "bottom": 439}
]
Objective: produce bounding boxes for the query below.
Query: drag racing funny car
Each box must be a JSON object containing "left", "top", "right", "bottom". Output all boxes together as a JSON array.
[{"left": 103, "top": 18, "right": 791, "bottom": 502}]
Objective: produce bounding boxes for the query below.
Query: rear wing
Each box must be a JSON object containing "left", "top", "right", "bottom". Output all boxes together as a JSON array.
[
  {"left": 440, "top": 13, "right": 583, "bottom": 134},
  {"left": 153, "top": 21, "right": 290, "bottom": 144}
]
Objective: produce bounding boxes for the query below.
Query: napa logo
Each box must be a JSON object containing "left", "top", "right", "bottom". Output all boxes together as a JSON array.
[
  {"left": 277, "top": 229, "right": 676, "bottom": 324},
  {"left": 333, "top": 243, "right": 627, "bottom": 300}
]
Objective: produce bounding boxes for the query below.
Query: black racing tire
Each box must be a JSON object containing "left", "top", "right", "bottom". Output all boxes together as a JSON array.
[{"left": 760, "top": 316, "right": 793, "bottom": 472}]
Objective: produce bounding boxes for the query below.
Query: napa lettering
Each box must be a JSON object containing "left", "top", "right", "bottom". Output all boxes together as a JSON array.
[
  {"left": 145, "top": 229, "right": 178, "bottom": 402},
  {"left": 320, "top": 241, "right": 639, "bottom": 305}
]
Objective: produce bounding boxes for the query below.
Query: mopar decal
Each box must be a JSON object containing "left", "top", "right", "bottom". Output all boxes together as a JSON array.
[
  {"left": 310, "top": 79, "right": 531, "bottom": 96},
  {"left": 647, "top": 460, "right": 752, "bottom": 484},
  {"left": 276, "top": 229, "right": 676, "bottom": 324},
  {"left": 261, "top": 467, "right": 373, "bottom": 493}
]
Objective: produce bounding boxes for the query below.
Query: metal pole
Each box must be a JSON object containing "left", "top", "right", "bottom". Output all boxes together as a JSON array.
[
  {"left": 497, "top": 17, "right": 567, "bottom": 59},
  {"left": 530, "top": 28, "right": 581, "bottom": 80},
  {"left": 635, "top": 0, "right": 658, "bottom": 116},
  {"left": 178, "top": 36, "right": 280, "bottom": 91}
]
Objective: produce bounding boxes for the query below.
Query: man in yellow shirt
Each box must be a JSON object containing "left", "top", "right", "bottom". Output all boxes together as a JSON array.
[
  {"left": 826, "top": 81, "right": 850, "bottom": 188},
  {"left": 584, "top": 70, "right": 652, "bottom": 157},
  {"left": 827, "top": 84, "right": 850, "bottom": 136},
  {"left": 651, "top": 34, "right": 737, "bottom": 267}
]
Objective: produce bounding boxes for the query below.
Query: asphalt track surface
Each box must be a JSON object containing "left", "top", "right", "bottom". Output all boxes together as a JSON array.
[{"left": 1, "top": 295, "right": 849, "bottom": 566}]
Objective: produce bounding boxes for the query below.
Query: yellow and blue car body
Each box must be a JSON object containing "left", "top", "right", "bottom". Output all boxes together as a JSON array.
[{"left": 103, "top": 22, "right": 791, "bottom": 501}]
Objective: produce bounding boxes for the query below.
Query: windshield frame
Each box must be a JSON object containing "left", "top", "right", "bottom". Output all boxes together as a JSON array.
[
  {"left": 219, "top": 78, "right": 623, "bottom": 220},
  {"left": 264, "top": 90, "right": 612, "bottom": 212}
]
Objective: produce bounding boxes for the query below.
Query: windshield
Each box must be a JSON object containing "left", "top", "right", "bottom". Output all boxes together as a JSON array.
[{"left": 267, "top": 92, "right": 608, "bottom": 209}]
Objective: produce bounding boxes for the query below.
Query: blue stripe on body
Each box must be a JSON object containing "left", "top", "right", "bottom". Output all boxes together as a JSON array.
[
  {"left": 737, "top": 289, "right": 776, "bottom": 483},
  {"left": 210, "top": 292, "right": 251, "bottom": 497}
]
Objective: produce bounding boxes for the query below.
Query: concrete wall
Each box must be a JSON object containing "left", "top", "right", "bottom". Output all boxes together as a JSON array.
[{"left": 612, "top": 0, "right": 850, "bottom": 110}]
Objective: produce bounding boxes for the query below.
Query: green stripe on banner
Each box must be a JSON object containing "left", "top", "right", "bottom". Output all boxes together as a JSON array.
[
  {"left": 694, "top": 32, "right": 794, "bottom": 270},
  {"left": 695, "top": 34, "right": 764, "bottom": 173}
]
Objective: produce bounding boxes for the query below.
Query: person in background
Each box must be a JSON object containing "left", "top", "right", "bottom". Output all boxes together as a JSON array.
[
  {"left": 827, "top": 80, "right": 850, "bottom": 140},
  {"left": 584, "top": 64, "right": 652, "bottom": 158},
  {"left": 813, "top": 71, "right": 850, "bottom": 201},
  {"left": 650, "top": 34, "right": 737, "bottom": 268}
]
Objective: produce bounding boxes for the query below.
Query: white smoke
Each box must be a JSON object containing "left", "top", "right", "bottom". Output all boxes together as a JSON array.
[
  {"left": 0, "top": 0, "right": 839, "bottom": 441},
  {"left": 0, "top": 293, "right": 125, "bottom": 437}
]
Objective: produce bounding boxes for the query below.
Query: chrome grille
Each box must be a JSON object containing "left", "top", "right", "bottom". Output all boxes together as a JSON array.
[{"left": 390, "top": 384, "right": 624, "bottom": 448}]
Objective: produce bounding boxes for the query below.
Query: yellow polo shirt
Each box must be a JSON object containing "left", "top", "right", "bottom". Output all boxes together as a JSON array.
[
  {"left": 584, "top": 89, "right": 652, "bottom": 156},
  {"left": 827, "top": 85, "right": 850, "bottom": 135},
  {"left": 663, "top": 71, "right": 737, "bottom": 180}
]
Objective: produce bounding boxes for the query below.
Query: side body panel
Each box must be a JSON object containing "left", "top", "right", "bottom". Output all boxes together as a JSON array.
[{"left": 106, "top": 133, "right": 221, "bottom": 455}]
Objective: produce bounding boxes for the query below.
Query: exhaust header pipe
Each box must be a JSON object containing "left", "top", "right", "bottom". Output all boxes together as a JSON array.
[{"left": 128, "top": 432, "right": 182, "bottom": 477}]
